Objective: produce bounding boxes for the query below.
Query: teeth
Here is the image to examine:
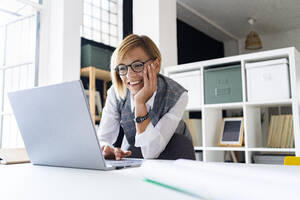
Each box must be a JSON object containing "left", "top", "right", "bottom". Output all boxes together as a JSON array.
[{"left": 130, "top": 80, "right": 141, "bottom": 85}]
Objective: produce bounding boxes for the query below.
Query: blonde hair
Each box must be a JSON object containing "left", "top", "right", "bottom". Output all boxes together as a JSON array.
[{"left": 110, "top": 34, "right": 161, "bottom": 100}]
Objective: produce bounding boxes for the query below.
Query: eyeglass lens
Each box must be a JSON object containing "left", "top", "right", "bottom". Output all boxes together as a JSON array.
[{"left": 118, "top": 61, "right": 145, "bottom": 75}]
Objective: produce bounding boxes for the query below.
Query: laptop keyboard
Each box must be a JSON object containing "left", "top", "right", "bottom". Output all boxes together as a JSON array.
[{"left": 105, "top": 158, "right": 143, "bottom": 168}]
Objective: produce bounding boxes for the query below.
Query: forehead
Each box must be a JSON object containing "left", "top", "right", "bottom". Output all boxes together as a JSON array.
[{"left": 120, "top": 47, "right": 149, "bottom": 64}]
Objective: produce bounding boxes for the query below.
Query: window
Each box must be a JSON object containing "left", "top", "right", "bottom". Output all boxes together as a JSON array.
[
  {"left": 82, "top": 0, "right": 122, "bottom": 47},
  {"left": 0, "top": 0, "right": 40, "bottom": 148}
]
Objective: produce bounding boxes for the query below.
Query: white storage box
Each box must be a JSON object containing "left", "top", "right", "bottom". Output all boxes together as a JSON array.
[
  {"left": 246, "top": 58, "right": 290, "bottom": 102},
  {"left": 169, "top": 70, "right": 202, "bottom": 109}
]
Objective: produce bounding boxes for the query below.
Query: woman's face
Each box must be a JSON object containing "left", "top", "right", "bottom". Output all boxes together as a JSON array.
[{"left": 118, "top": 47, "right": 158, "bottom": 95}]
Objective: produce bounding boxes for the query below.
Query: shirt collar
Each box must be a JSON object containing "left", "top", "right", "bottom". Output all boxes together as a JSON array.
[{"left": 130, "top": 91, "right": 157, "bottom": 112}]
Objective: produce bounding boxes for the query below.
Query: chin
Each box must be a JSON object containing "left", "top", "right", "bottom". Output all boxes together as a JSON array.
[
  {"left": 128, "top": 88, "right": 141, "bottom": 96},
  {"left": 127, "top": 84, "right": 143, "bottom": 96}
]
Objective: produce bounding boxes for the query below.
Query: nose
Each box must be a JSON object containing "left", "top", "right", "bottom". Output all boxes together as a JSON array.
[{"left": 126, "top": 66, "right": 135, "bottom": 77}]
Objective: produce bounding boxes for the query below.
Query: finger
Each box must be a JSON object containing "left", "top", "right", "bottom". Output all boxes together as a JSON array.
[
  {"left": 143, "top": 66, "right": 149, "bottom": 88},
  {"left": 150, "top": 63, "right": 157, "bottom": 91},
  {"left": 148, "top": 64, "right": 154, "bottom": 86},
  {"left": 103, "top": 146, "right": 115, "bottom": 159},
  {"left": 121, "top": 150, "right": 131, "bottom": 156},
  {"left": 123, "top": 150, "right": 131, "bottom": 157},
  {"left": 114, "top": 148, "right": 122, "bottom": 160},
  {"left": 147, "top": 64, "right": 154, "bottom": 90},
  {"left": 103, "top": 145, "right": 109, "bottom": 153}
]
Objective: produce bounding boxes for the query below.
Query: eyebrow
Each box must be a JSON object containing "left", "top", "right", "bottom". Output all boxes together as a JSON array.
[{"left": 118, "top": 59, "right": 141, "bottom": 66}]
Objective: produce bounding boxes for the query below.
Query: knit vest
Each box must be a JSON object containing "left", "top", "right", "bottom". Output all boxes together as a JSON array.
[{"left": 116, "top": 74, "right": 192, "bottom": 147}]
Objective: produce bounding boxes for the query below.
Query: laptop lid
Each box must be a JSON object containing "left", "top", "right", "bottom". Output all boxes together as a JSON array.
[{"left": 8, "top": 80, "right": 108, "bottom": 170}]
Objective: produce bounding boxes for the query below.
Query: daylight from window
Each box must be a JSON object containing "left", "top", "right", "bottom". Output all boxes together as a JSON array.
[
  {"left": 0, "top": 0, "right": 39, "bottom": 148},
  {"left": 82, "top": 0, "right": 122, "bottom": 47}
]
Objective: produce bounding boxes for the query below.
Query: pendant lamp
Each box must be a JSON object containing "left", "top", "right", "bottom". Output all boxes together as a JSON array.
[{"left": 245, "top": 18, "right": 262, "bottom": 50}]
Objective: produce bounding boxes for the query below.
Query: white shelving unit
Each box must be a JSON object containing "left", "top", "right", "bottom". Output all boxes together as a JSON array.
[{"left": 165, "top": 47, "right": 300, "bottom": 164}]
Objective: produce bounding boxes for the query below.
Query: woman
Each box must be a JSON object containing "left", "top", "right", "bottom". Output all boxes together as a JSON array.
[{"left": 97, "top": 34, "right": 194, "bottom": 160}]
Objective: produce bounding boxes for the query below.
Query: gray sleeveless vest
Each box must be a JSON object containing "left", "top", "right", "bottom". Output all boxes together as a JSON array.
[{"left": 116, "top": 74, "right": 192, "bottom": 148}]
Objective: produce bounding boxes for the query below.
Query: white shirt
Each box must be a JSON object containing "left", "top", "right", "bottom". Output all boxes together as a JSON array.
[{"left": 97, "top": 87, "right": 188, "bottom": 159}]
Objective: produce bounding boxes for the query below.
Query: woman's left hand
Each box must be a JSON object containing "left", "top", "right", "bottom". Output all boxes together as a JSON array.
[{"left": 134, "top": 62, "right": 158, "bottom": 105}]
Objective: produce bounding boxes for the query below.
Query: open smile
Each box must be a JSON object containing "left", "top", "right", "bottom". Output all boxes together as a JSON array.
[{"left": 128, "top": 80, "right": 143, "bottom": 86}]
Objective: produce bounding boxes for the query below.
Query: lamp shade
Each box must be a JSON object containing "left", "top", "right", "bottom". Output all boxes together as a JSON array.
[{"left": 245, "top": 31, "right": 262, "bottom": 50}]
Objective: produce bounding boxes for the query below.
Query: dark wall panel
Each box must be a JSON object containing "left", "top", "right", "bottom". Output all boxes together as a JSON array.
[
  {"left": 177, "top": 19, "right": 224, "bottom": 64},
  {"left": 123, "top": 0, "right": 133, "bottom": 38}
]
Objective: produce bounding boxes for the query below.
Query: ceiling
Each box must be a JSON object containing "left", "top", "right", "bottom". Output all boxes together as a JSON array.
[{"left": 177, "top": 0, "right": 300, "bottom": 42}]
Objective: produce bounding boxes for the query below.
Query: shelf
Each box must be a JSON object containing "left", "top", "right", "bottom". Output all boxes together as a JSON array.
[
  {"left": 166, "top": 47, "right": 300, "bottom": 164},
  {"left": 81, "top": 66, "right": 111, "bottom": 124},
  {"left": 204, "top": 102, "right": 243, "bottom": 109},
  {"left": 195, "top": 147, "right": 295, "bottom": 152},
  {"left": 247, "top": 147, "right": 296, "bottom": 152},
  {"left": 80, "top": 66, "right": 111, "bottom": 81},
  {"left": 186, "top": 107, "right": 202, "bottom": 111},
  {"left": 194, "top": 146, "right": 204, "bottom": 151},
  {"left": 205, "top": 147, "right": 246, "bottom": 151},
  {"left": 245, "top": 99, "right": 292, "bottom": 107}
]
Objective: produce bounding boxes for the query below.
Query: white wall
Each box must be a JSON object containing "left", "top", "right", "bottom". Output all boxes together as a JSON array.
[
  {"left": 38, "top": 0, "right": 82, "bottom": 86},
  {"left": 224, "top": 40, "right": 239, "bottom": 57},
  {"left": 133, "top": 0, "right": 177, "bottom": 68},
  {"left": 224, "top": 28, "right": 300, "bottom": 56}
]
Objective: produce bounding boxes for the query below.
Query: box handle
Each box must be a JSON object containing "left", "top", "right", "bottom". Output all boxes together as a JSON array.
[{"left": 215, "top": 88, "right": 231, "bottom": 96}]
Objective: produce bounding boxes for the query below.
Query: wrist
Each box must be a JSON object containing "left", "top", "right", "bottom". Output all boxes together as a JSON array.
[{"left": 135, "top": 103, "right": 147, "bottom": 117}]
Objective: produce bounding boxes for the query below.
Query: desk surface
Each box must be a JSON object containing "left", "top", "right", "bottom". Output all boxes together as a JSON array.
[
  {"left": 2, "top": 161, "right": 300, "bottom": 200},
  {"left": 0, "top": 163, "right": 197, "bottom": 200}
]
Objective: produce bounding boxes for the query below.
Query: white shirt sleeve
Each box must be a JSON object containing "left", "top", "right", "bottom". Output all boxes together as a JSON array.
[
  {"left": 97, "top": 87, "right": 120, "bottom": 147},
  {"left": 134, "top": 92, "right": 188, "bottom": 159}
]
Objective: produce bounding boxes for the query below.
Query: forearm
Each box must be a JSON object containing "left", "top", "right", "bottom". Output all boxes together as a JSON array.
[{"left": 135, "top": 103, "right": 150, "bottom": 134}]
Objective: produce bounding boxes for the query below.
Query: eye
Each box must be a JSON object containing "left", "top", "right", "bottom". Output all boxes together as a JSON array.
[
  {"left": 118, "top": 65, "right": 127, "bottom": 71},
  {"left": 132, "top": 62, "right": 143, "bottom": 68}
]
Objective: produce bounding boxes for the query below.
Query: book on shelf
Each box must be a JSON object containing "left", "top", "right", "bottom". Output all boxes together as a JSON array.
[
  {"left": 184, "top": 119, "right": 202, "bottom": 146},
  {"left": 275, "top": 115, "right": 284, "bottom": 147},
  {"left": 0, "top": 148, "right": 30, "bottom": 165},
  {"left": 267, "top": 114, "right": 294, "bottom": 148},
  {"left": 267, "top": 115, "right": 276, "bottom": 147},
  {"left": 280, "top": 115, "right": 291, "bottom": 148}
]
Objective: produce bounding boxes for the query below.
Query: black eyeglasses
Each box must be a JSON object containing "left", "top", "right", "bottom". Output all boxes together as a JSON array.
[{"left": 115, "top": 59, "right": 153, "bottom": 76}]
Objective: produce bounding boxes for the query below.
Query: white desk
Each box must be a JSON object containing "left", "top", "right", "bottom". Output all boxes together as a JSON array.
[
  {"left": 0, "top": 163, "right": 197, "bottom": 200},
  {"left": 2, "top": 161, "right": 300, "bottom": 200}
]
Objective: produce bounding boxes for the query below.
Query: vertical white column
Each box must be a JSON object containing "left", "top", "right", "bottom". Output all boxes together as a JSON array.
[
  {"left": 39, "top": 0, "right": 82, "bottom": 85},
  {"left": 133, "top": 0, "right": 177, "bottom": 68}
]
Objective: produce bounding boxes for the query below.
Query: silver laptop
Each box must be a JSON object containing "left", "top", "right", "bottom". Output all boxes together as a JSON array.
[{"left": 8, "top": 80, "right": 142, "bottom": 170}]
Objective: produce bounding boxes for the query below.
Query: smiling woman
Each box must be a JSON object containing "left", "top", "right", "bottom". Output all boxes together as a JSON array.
[{"left": 97, "top": 34, "right": 195, "bottom": 160}]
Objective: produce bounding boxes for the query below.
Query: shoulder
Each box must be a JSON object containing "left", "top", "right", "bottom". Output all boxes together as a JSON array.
[
  {"left": 106, "top": 86, "right": 122, "bottom": 106},
  {"left": 107, "top": 85, "right": 129, "bottom": 112},
  {"left": 158, "top": 74, "right": 187, "bottom": 96}
]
